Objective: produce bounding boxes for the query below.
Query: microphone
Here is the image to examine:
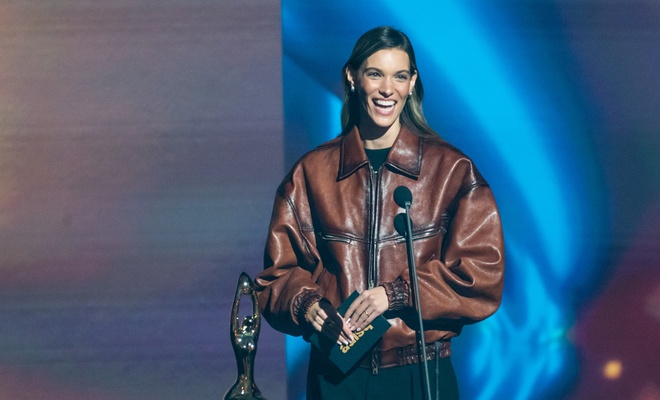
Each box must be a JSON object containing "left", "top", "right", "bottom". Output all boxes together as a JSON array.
[
  {"left": 392, "top": 185, "right": 432, "bottom": 400},
  {"left": 393, "top": 213, "right": 409, "bottom": 237},
  {"left": 393, "top": 186, "right": 413, "bottom": 208},
  {"left": 393, "top": 185, "right": 413, "bottom": 237}
]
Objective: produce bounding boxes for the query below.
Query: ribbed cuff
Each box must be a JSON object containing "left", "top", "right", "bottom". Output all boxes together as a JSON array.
[
  {"left": 293, "top": 289, "right": 323, "bottom": 325},
  {"left": 382, "top": 278, "right": 409, "bottom": 311}
]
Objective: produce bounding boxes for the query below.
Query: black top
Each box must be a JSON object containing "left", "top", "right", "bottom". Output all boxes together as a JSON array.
[{"left": 364, "top": 147, "right": 392, "bottom": 171}]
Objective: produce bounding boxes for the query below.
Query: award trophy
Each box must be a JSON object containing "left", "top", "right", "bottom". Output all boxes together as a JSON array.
[{"left": 224, "top": 272, "right": 265, "bottom": 400}]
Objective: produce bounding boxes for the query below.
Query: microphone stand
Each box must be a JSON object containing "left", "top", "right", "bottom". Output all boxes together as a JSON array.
[{"left": 399, "top": 202, "right": 432, "bottom": 400}]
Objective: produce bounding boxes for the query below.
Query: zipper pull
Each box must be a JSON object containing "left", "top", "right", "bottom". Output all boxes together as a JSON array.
[{"left": 371, "top": 351, "right": 379, "bottom": 375}]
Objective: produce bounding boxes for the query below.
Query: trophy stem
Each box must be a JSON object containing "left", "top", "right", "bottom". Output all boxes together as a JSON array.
[{"left": 223, "top": 272, "right": 266, "bottom": 400}]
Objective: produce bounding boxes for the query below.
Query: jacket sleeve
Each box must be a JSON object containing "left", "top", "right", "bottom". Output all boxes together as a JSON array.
[
  {"left": 254, "top": 174, "right": 324, "bottom": 337},
  {"left": 417, "top": 180, "right": 505, "bottom": 325}
]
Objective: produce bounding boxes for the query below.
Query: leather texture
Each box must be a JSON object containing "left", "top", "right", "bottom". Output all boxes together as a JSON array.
[{"left": 255, "top": 124, "right": 505, "bottom": 356}]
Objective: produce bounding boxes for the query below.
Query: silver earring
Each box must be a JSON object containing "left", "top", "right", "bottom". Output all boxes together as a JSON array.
[
  {"left": 351, "top": 84, "right": 355, "bottom": 93},
  {"left": 408, "top": 92, "right": 413, "bottom": 97}
]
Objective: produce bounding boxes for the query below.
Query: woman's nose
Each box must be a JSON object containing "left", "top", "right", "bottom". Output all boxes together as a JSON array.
[{"left": 379, "top": 78, "right": 393, "bottom": 96}]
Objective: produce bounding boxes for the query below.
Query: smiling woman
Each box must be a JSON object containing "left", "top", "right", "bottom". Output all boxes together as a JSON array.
[{"left": 255, "top": 26, "right": 504, "bottom": 400}]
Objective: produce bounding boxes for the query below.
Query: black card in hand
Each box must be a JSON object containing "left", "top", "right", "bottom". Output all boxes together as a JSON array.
[{"left": 308, "top": 291, "right": 391, "bottom": 373}]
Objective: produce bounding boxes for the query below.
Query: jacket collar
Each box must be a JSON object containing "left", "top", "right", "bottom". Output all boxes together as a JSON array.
[{"left": 338, "top": 125, "right": 422, "bottom": 180}]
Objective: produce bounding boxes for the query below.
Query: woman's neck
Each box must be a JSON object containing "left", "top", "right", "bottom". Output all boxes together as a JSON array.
[{"left": 359, "top": 118, "right": 401, "bottom": 149}]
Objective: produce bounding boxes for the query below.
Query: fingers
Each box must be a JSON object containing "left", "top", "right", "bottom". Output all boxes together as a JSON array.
[
  {"left": 306, "top": 292, "right": 389, "bottom": 346},
  {"left": 344, "top": 287, "right": 389, "bottom": 332},
  {"left": 309, "top": 308, "right": 327, "bottom": 333},
  {"left": 317, "top": 299, "right": 353, "bottom": 345},
  {"left": 321, "top": 316, "right": 353, "bottom": 345},
  {"left": 305, "top": 301, "right": 325, "bottom": 331},
  {"left": 349, "top": 306, "right": 375, "bottom": 332},
  {"left": 345, "top": 293, "right": 373, "bottom": 329}
]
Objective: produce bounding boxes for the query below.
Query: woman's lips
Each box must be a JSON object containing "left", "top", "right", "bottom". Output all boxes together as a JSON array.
[{"left": 372, "top": 99, "right": 396, "bottom": 115}]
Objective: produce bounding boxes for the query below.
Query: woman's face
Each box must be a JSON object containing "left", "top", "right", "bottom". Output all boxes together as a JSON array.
[{"left": 347, "top": 48, "right": 417, "bottom": 134}]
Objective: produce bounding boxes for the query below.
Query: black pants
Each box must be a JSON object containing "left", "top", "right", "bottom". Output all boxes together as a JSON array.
[{"left": 307, "top": 348, "right": 459, "bottom": 400}]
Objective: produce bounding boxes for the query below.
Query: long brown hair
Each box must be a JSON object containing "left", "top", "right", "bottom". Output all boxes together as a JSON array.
[{"left": 341, "top": 26, "right": 437, "bottom": 137}]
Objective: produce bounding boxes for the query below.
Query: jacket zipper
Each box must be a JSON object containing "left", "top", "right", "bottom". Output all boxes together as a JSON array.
[
  {"left": 368, "top": 166, "right": 380, "bottom": 290},
  {"left": 368, "top": 165, "right": 380, "bottom": 375}
]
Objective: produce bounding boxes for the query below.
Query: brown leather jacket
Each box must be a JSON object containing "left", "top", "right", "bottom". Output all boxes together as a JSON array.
[{"left": 255, "top": 125, "right": 504, "bottom": 367}]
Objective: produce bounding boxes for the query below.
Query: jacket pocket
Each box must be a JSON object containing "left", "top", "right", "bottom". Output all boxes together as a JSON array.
[
  {"left": 317, "top": 231, "right": 354, "bottom": 244},
  {"left": 395, "top": 226, "right": 445, "bottom": 244}
]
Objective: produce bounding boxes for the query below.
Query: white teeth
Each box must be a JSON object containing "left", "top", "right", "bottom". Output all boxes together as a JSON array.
[{"left": 374, "top": 99, "right": 395, "bottom": 107}]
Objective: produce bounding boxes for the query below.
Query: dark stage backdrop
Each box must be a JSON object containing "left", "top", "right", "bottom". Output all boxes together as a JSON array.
[{"left": 1, "top": 1, "right": 286, "bottom": 399}]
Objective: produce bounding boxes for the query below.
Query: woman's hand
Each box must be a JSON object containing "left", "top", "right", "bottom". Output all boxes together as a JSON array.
[
  {"left": 344, "top": 286, "right": 389, "bottom": 332},
  {"left": 305, "top": 299, "right": 353, "bottom": 345}
]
